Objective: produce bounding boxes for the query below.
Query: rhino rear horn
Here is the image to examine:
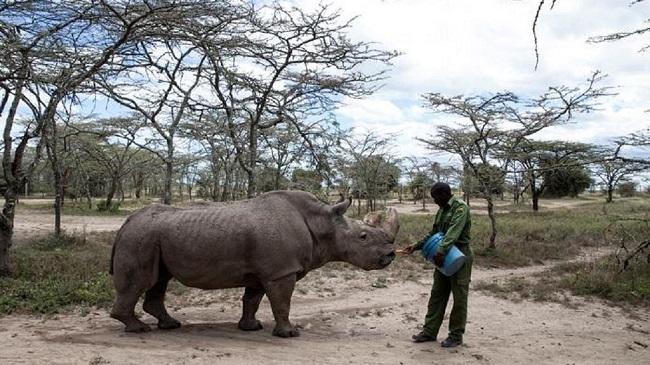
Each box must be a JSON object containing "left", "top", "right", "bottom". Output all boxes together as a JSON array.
[{"left": 331, "top": 196, "right": 352, "bottom": 216}]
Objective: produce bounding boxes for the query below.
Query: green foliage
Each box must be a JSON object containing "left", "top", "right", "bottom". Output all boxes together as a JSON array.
[
  {"left": 469, "top": 163, "right": 505, "bottom": 197},
  {"left": 618, "top": 181, "right": 637, "bottom": 197},
  {"left": 557, "top": 256, "right": 650, "bottom": 305},
  {"left": 467, "top": 198, "right": 650, "bottom": 308},
  {"left": 257, "top": 167, "right": 291, "bottom": 192},
  {"left": 350, "top": 155, "right": 401, "bottom": 200},
  {"left": 0, "top": 233, "right": 114, "bottom": 315},
  {"left": 541, "top": 162, "right": 593, "bottom": 198},
  {"left": 475, "top": 255, "right": 650, "bottom": 308},
  {"left": 397, "top": 204, "right": 610, "bottom": 268},
  {"left": 291, "top": 168, "right": 324, "bottom": 192},
  {"left": 2, "top": 197, "right": 647, "bottom": 316},
  {"left": 96, "top": 200, "right": 121, "bottom": 213},
  {"left": 407, "top": 173, "right": 433, "bottom": 200}
]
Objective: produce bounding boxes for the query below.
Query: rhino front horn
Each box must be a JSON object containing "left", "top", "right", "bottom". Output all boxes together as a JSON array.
[{"left": 382, "top": 208, "right": 399, "bottom": 242}]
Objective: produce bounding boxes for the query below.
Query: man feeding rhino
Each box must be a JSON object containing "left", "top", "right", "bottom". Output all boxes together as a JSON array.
[
  {"left": 400, "top": 182, "right": 473, "bottom": 348},
  {"left": 109, "top": 190, "right": 399, "bottom": 338}
]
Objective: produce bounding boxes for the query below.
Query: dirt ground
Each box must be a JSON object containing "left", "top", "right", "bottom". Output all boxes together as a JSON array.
[{"left": 1, "top": 201, "right": 649, "bottom": 365}]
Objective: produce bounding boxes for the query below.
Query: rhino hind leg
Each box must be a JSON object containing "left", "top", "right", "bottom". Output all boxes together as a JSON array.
[
  {"left": 111, "top": 245, "right": 163, "bottom": 333},
  {"left": 238, "top": 286, "right": 265, "bottom": 331},
  {"left": 143, "top": 267, "right": 181, "bottom": 330},
  {"left": 263, "top": 274, "right": 300, "bottom": 338},
  {"left": 110, "top": 288, "right": 152, "bottom": 333}
]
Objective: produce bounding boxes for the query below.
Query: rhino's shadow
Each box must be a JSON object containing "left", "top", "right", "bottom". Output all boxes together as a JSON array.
[
  {"left": 173, "top": 322, "right": 274, "bottom": 340},
  {"left": 46, "top": 321, "right": 289, "bottom": 348}
]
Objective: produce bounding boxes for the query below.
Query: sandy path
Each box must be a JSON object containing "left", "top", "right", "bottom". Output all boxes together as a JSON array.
[
  {"left": 1, "top": 265, "right": 648, "bottom": 365},
  {"left": 1, "top": 208, "right": 648, "bottom": 364}
]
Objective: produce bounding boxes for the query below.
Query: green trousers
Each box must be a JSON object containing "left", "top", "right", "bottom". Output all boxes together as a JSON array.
[{"left": 422, "top": 244, "right": 474, "bottom": 341}]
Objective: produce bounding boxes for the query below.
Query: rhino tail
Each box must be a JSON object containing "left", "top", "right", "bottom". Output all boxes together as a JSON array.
[
  {"left": 109, "top": 210, "right": 143, "bottom": 275},
  {"left": 109, "top": 241, "right": 116, "bottom": 275},
  {"left": 109, "top": 216, "right": 132, "bottom": 276},
  {"left": 109, "top": 225, "right": 126, "bottom": 276}
]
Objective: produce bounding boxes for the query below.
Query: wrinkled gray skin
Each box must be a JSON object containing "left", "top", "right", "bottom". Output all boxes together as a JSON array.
[{"left": 109, "top": 190, "right": 399, "bottom": 338}]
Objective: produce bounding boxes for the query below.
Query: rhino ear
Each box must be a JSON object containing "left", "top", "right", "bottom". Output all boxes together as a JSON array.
[
  {"left": 331, "top": 196, "right": 352, "bottom": 216},
  {"left": 363, "top": 212, "right": 381, "bottom": 227}
]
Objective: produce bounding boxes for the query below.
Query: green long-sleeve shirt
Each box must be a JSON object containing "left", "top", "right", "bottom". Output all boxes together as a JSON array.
[{"left": 411, "top": 196, "right": 471, "bottom": 254}]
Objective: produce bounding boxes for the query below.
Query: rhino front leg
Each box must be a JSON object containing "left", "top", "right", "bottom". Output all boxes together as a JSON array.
[
  {"left": 263, "top": 274, "right": 299, "bottom": 338},
  {"left": 238, "top": 286, "right": 265, "bottom": 331}
]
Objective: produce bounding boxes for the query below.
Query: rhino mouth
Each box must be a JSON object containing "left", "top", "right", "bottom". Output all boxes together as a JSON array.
[{"left": 379, "top": 252, "right": 396, "bottom": 267}]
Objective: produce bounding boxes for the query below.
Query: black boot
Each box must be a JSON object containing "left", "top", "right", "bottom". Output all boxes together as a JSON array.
[{"left": 411, "top": 332, "right": 437, "bottom": 343}]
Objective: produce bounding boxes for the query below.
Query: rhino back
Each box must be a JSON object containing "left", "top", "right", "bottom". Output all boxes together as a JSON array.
[{"left": 114, "top": 193, "right": 323, "bottom": 289}]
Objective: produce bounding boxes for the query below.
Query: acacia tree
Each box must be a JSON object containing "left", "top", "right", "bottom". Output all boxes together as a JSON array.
[
  {"left": 337, "top": 132, "right": 400, "bottom": 213},
  {"left": 258, "top": 125, "right": 308, "bottom": 191},
  {"left": 198, "top": 2, "right": 399, "bottom": 198},
  {"left": 592, "top": 146, "right": 648, "bottom": 203},
  {"left": 69, "top": 118, "right": 148, "bottom": 210},
  {"left": 418, "top": 71, "right": 611, "bottom": 248},
  {"left": 97, "top": 42, "right": 207, "bottom": 205},
  {"left": 533, "top": 0, "right": 649, "bottom": 68},
  {"left": 180, "top": 113, "right": 240, "bottom": 202},
  {"left": 541, "top": 158, "right": 593, "bottom": 198},
  {"left": 608, "top": 128, "right": 650, "bottom": 268},
  {"left": 511, "top": 139, "right": 594, "bottom": 211},
  {"left": 0, "top": 0, "right": 191, "bottom": 273},
  {"left": 90, "top": 1, "right": 250, "bottom": 205},
  {"left": 402, "top": 157, "right": 452, "bottom": 208}
]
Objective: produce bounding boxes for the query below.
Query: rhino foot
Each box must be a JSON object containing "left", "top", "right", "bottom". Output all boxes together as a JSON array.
[
  {"left": 238, "top": 319, "right": 264, "bottom": 331},
  {"left": 272, "top": 326, "right": 300, "bottom": 338},
  {"left": 158, "top": 318, "right": 181, "bottom": 330},
  {"left": 124, "top": 322, "right": 152, "bottom": 333}
]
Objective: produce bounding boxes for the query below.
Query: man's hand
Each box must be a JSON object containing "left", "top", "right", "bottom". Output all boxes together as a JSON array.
[
  {"left": 433, "top": 252, "right": 445, "bottom": 267},
  {"left": 397, "top": 246, "right": 416, "bottom": 255}
]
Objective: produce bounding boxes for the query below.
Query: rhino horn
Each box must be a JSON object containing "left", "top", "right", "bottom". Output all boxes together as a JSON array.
[
  {"left": 331, "top": 196, "right": 352, "bottom": 216},
  {"left": 362, "top": 208, "right": 400, "bottom": 242},
  {"left": 382, "top": 208, "right": 400, "bottom": 242}
]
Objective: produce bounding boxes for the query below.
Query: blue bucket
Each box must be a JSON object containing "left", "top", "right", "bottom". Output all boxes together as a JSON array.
[{"left": 421, "top": 232, "right": 466, "bottom": 277}]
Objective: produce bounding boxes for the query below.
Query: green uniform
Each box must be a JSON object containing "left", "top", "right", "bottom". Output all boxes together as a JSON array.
[{"left": 411, "top": 195, "right": 473, "bottom": 341}]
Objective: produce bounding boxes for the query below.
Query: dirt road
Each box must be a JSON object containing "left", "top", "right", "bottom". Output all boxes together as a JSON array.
[{"left": 1, "top": 207, "right": 648, "bottom": 364}]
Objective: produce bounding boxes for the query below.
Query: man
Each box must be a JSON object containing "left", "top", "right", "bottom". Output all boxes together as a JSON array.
[{"left": 401, "top": 182, "right": 473, "bottom": 348}]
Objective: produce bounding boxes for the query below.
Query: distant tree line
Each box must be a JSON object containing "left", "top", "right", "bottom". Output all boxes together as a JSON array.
[{"left": 1, "top": 1, "right": 648, "bottom": 275}]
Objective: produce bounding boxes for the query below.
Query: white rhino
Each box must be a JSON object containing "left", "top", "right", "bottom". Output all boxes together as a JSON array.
[{"left": 109, "top": 190, "right": 399, "bottom": 337}]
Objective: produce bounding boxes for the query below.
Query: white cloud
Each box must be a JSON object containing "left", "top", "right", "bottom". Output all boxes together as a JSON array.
[{"left": 292, "top": 0, "right": 650, "bottom": 164}]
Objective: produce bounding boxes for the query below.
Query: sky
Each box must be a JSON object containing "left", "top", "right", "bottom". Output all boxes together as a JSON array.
[{"left": 292, "top": 0, "right": 650, "bottom": 166}]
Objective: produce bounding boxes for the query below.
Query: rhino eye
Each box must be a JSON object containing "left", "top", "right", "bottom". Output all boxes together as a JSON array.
[{"left": 360, "top": 232, "right": 367, "bottom": 240}]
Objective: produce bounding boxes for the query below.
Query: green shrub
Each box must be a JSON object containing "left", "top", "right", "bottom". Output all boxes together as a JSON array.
[
  {"left": 96, "top": 200, "right": 121, "bottom": 213},
  {"left": 0, "top": 232, "right": 114, "bottom": 315}
]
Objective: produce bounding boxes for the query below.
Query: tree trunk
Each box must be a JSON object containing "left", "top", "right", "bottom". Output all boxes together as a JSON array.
[
  {"left": 0, "top": 218, "right": 12, "bottom": 275},
  {"left": 244, "top": 125, "right": 258, "bottom": 199},
  {"left": 0, "top": 191, "right": 18, "bottom": 276},
  {"left": 220, "top": 169, "right": 232, "bottom": 202},
  {"left": 531, "top": 179, "right": 540, "bottom": 212},
  {"left": 163, "top": 159, "right": 173, "bottom": 205},
  {"left": 487, "top": 197, "right": 497, "bottom": 249},
  {"left": 85, "top": 188, "right": 92, "bottom": 210},
  {"left": 210, "top": 161, "right": 221, "bottom": 202},
  {"left": 134, "top": 171, "right": 143, "bottom": 199},
  {"left": 606, "top": 185, "right": 614, "bottom": 203},
  {"left": 245, "top": 168, "right": 255, "bottom": 199},
  {"left": 532, "top": 190, "right": 540, "bottom": 211},
  {"left": 106, "top": 177, "right": 118, "bottom": 209},
  {"left": 52, "top": 167, "right": 63, "bottom": 237},
  {"left": 46, "top": 129, "right": 63, "bottom": 237}
]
